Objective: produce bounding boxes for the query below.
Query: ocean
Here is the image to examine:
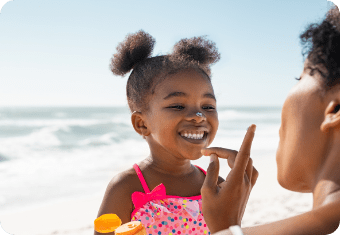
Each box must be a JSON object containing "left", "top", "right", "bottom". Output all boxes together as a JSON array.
[{"left": 0, "top": 106, "right": 281, "bottom": 214}]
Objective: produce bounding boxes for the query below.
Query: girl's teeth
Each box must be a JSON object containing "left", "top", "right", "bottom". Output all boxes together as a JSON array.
[{"left": 181, "top": 132, "right": 204, "bottom": 139}]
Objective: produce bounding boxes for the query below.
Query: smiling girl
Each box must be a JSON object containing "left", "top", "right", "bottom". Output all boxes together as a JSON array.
[{"left": 94, "top": 31, "right": 257, "bottom": 235}]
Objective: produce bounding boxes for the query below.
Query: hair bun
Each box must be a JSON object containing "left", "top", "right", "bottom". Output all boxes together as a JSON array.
[
  {"left": 110, "top": 30, "right": 155, "bottom": 76},
  {"left": 326, "top": 5, "right": 340, "bottom": 32},
  {"left": 172, "top": 36, "right": 220, "bottom": 65}
]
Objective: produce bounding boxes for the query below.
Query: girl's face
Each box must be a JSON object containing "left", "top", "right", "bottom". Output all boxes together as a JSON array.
[
  {"left": 276, "top": 61, "right": 330, "bottom": 192},
  {"left": 144, "top": 69, "right": 219, "bottom": 161}
]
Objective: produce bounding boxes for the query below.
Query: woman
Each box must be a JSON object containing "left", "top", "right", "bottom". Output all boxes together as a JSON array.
[{"left": 201, "top": 5, "right": 340, "bottom": 235}]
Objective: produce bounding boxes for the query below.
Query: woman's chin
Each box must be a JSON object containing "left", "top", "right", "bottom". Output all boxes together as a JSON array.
[{"left": 277, "top": 173, "right": 311, "bottom": 192}]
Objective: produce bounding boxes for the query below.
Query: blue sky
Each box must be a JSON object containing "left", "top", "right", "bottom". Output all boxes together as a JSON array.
[{"left": 0, "top": 0, "right": 337, "bottom": 107}]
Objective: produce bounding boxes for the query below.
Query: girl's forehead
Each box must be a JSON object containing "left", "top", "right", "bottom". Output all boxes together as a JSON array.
[
  {"left": 149, "top": 77, "right": 216, "bottom": 106},
  {"left": 153, "top": 69, "right": 214, "bottom": 94}
]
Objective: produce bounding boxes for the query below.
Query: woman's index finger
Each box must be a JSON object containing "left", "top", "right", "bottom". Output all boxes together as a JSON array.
[
  {"left": 201, "top": 147, "right": 238, "bottom": 159},
  {"left": 233, "top": 124, "right": 256, "bottom": 173}
]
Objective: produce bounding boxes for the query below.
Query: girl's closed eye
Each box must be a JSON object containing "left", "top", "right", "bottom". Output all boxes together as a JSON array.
[
  {"left": 168, "top": 105, "right": 185, "bottom": 110},
  {"left": 295, "top": 77, "right": 301, "bottom": 81},
  {"left": 168, "top": 105, "right": 216, "bottom": 111},
  {"left": 203, "top": 105, "right": 215, "bottom": 111}
]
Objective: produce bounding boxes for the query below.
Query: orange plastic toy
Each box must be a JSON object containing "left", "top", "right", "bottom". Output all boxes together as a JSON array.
[
  {"left": 94, "top": 213, "right": 122, "bottom": 233},
  {"left": 115, "top": 221, "right": 146, "bottom": 235}
]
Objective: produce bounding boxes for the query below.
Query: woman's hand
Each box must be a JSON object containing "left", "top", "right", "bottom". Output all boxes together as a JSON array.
[{"left": 200, "top": 124, "right": 258, "bottom": 234}]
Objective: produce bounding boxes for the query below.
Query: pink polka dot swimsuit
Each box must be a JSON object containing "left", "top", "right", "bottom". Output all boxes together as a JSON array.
[{"left": 131, "top": 164, "right": 210, "bottom": 235}]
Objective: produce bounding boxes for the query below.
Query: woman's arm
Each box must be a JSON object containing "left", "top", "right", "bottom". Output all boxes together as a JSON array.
[
  {"left": 214, "top": 201, "right": 340, "bottom": 235},
  {"left": 94, "top": 172, "right": 135, "bottom": 235},
  {"left": 201, "top": 124, "right": 340, "bottom": 235}
]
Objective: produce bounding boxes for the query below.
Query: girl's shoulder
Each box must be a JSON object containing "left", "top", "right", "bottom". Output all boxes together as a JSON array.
[
  {"left": 106, "top": 167, "right": 145, "bottom": 197},
  {"left": 96, "top": 167, "right": 144, "bottom": 224}
]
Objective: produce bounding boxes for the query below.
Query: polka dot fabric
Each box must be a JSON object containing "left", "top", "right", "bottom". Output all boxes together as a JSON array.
[
  {"left": 131, "top": 197, "right": 210, "bottom": 235},
  {"left": 131, "top": 164, "right": 210, "bottom": 235}
]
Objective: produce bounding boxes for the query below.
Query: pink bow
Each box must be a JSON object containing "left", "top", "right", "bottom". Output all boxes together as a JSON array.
[{"left": 132, "top": 183, "right": 166, "bottom": 209}]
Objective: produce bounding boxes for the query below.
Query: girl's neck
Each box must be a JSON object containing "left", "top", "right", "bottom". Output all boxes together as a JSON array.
[{"left": 144, "top": 154, "right": 195, "bottom": 177}]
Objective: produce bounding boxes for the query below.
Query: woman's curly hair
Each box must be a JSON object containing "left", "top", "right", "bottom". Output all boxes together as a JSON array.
[
  {"left": 300, "top": 5, "right": 340, "bottom": 89},
  {"left": 110, "top": 30, "right": 220, "bottom": 112}
]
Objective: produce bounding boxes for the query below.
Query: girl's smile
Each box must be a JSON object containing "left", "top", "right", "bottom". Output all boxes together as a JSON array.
[{"left": 179, "top": 127, "right": 208, "bottom": 144}]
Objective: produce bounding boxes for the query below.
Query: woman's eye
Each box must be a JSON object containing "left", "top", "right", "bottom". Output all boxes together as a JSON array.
[{"left": 295, "top": 77, "right": 301, "bottom": 81}]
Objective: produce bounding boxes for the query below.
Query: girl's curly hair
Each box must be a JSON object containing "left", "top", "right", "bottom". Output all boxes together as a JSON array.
[
  {"left": 110, "top": 30, "right": 220, "bottom": 112},
  {"left": 300, "top": 5, "right": 340, "bottom": 89}
]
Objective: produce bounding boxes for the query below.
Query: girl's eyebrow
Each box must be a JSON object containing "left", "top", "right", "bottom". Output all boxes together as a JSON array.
[{"left": 163, "top": 91, "right": 216, "bottom": 101}]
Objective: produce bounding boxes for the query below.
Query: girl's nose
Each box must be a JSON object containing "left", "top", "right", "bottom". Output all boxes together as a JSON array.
[{"left": 187, "top": 110, "right": 206, "bottom": 122}]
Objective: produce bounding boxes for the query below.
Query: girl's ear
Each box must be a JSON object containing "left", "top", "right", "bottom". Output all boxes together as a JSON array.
[
  {"left": 131, "top": 111, "right": 149, "bottom": 137},
  {"left": 320, "top": 100, "right": 340, "bottom": 132}
]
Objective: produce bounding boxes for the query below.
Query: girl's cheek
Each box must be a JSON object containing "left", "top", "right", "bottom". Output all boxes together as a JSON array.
[{"left": 214, "top": 116, "right": 219, "bottom": 129}]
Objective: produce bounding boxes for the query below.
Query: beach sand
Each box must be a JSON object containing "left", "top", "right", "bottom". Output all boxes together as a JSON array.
[{"left": 1, "top": 156, "right": 338, "bottom": 235}]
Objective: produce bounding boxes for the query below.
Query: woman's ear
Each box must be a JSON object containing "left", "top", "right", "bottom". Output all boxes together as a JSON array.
[
  {"left": 320, "top": 100, "right": 340, "bottom": 132},
  {"left": 131, "top": 111, "right": 149, "bottom": 137}
]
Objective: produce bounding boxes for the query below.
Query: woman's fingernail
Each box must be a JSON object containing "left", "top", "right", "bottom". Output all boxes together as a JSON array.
[
  {"left": 247, "top": 124, "right": 256, "bottom": 132},
  {"left": 210, "top": 155, "right": 214, "bottom": 163}
]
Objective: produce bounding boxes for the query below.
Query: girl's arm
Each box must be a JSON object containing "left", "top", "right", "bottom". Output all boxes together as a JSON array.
[
  {"left": 214, "top": 200, "right": 340, "bottom": 235},
  {"left": 94, "top": 172, "right": 135, "bottom": 235}
]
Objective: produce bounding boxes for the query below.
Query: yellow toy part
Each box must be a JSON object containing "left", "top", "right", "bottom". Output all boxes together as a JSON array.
[
  {"left": 115, "top": 221, "right": 146, "bottom": 235},
  {"left": 94, "top": 213, "right": 122, "bottom": 233}
]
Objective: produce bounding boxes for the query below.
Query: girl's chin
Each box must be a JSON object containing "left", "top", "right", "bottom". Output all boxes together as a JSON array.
[
  {"left": 177, "top": 147, "right": 206, "bottom": 160},
  {"left": 183, "top": 153, "right": 203, "bottom": 161}
]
